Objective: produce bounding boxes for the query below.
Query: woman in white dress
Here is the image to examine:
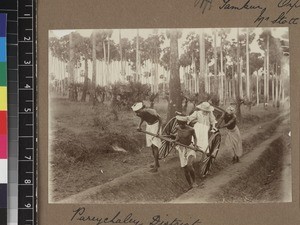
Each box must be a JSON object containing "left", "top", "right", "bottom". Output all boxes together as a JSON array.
[{"left": 187, "top": 102, "right": 217, "bottom": 152}]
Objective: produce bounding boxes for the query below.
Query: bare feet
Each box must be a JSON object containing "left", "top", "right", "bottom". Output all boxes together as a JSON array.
[
  {"left": 149, "top": 168, "right": 158, "bottom": 173},
  {"left": 202, "top": 171, "right": 210, "bottom": 178},
  {"left": 232, "top": 156, "right": 238, "bottom": 164},
  {"left": 150, "top": 164, "right": 160, "bottom": 168},
  {"left": 186, "top": 186, "right": 193, "bottom": 192},
  {"left": 232, "top": 156, "right": 240, "bottom": 163},
  {"left": 192, "top": 183, "right": 199, "bottom": 188}
]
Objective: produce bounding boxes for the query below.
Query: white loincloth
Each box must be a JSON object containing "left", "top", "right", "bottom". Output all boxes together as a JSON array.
[
  {"left": 175, "top": 145, "right": 196, "bottom": 167},
  {"left": 145, "top": 122, "right": 162, "bottom": 148}
]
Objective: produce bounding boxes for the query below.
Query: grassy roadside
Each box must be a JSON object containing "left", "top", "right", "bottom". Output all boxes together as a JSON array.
[
  {"left": 213, "top": 133, "right": 290, "bottom": 203},
  {"left": 49, "top": 98, "right": 283, "bottom": 201}
]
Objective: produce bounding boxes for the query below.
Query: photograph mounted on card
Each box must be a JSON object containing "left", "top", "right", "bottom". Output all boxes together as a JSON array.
[
  {"left": 37, "top": 0, "right": 300, "bottom": 225},
  {"left": 48, "top": 27, "right": 291, "bottom": 205}
]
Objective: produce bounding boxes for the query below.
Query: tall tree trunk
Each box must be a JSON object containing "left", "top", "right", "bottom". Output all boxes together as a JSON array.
[
  {"left": 246, "top": 28, "right": 250, "bottom": 100},
  {"left": 103, "top": 41, "right": 107, "bottom": 85},
  {"left": 56, "top": 59, "right": 64, "bottom": 93},
  {"left": 162, "top": 69, "right": 166, "bottom": 98},
  {"left": 259, "top": 71, "right": 262, "bottom": 101},
  {"left": 280, "top": 55, "right": 285, "bottom": 102},
  {"left": 136, "top": 29, "right": 140, "bottom": 83},
  {"left": 155, "top": 59, "right": 159, "bottom": 93},
  {"left": 91, "top": 32, "right": 97, "bottom": 105},
  {"left": 107, "top": 38, "right": 110, "bottom": 84},
  {"left": 119, "top": 30, "right": 124, "bottom": 80},
  {"left": 263, "top": 50, "right": 267, "bottom": 106},
  {"left": 192, "top": 53, "right": 196, "bottom": 93},
  {"left": 275, "top": 65, "right": 279, "bottom": 106},
  {"left": 205, "top": 58, "right": 209, "bottom": 93},
  {"left": 81, "top": 58, "right": 89, "bottom": 102},
  {"left": 229, "top": 79, "right": 231, "bottom": 100},
  {"left": 199, "top": 31, "right": 206, "bottom": 94},
  {"left": 184, "top": 67, "right": 187, "bottom": 91},
  {"left": 272, "top": 64, "right": 275, "bottom": 105},
  {"left": 282, "top": 79, "right": 285, "bottom": 101},
  {"left": 266, "top": 34, "right": 270, "bottom": 103},
  {"left": 213, "top": 29, "right": 218, "bottom": 94},
  {"left": 62, "top": 60, "right": 66, "bottom": 95},
  {"left": 236, "top": 28, "right": 241, "bottom": 120},
  {"left": 69, "top": 32, "right": 75, "bottom": 100},
  {"left": 256, "top": 72, "right": 259, "bottom": 105},
  {"left": 224, "top": 64, "right": 227, "bottom": 104},
  {"left": 279, "top": 78, "right": 282, "bottom": 102},
  {"left": 150, "top": 60, "right": 154, "bottom": 92},
  {"left": 167, "top": 30, "right": 182, "bottom": 121},
  {"left": 232, "top": 66, "right": 236, "bottom": 99},
  {"left": 190, "top": 66, "right": 193, "bottom": 93},
  {"left": 220, "top": 34, "right": 224, "bottom": 104},
  {"left": 240, "top": 58, "right": 243, "bottom": 98}
]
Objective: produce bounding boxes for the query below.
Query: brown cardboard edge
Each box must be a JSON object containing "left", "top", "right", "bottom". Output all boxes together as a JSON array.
[{"left": 37, "top": 1, "right": 300, "bottom": 224}]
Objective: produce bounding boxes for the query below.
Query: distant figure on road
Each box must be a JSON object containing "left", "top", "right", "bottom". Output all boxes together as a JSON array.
[
  {"left": 173, "top": 115, "right": 198, "bottom": 189},
  {"left": 132, "top": 102, "right": 162, "bottom": 173},
  {"left": 187, "top": 102, "right": 217, "bottom": 152},
  {"left": 219, "top": 106, "right": 243, "bottom": 163}
]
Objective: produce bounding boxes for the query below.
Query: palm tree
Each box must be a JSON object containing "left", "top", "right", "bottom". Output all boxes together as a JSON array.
[
  {"left": 218, "top": 28, "right": 231, "bottom": 104},
  {"left": 199, "top": 30, "right": 206, "bottom": 95},
  {"left": 213, "top": 29, "right": 218, "bottom": 94},
  {"left": 167, "top": 29, "right": 182, "bottom": 121},
  {"left": 49, "top": 33, "right": 80, "bottom": 99},
  {"left": 236, "top": 28, "right": 241, "bottom": 120},
  {"left": 246, "top": 28, "right": 250, "bottom": 100},
  {"left": 91, "top": 31, "right": 97, "bottom": 105},
  {"left": 79, "top": 37, "right": 92, "bottom": 102},
  {"left": 136, "top": 29, "right": 140, "bottom": 82}
]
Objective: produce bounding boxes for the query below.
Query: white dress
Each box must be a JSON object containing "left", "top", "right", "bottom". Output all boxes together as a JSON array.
[{"left": 188, "top": 111, "right": 216, "bottom": 151}]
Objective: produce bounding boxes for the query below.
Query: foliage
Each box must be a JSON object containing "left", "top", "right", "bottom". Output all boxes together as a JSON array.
[
  {"left": 93, "top": 30, "right": 119, "bottom": 61},
  {"left": 110, "top": 81, "right": 151, "bottom": 110},
  {"left": 115, "top": 37, "right": 131, "bottom": 61},
  {"left": 143, "top": 33, "right": 165, "bottom": 62},
  {"left": 49, "top": 32, "right": 89, "bottom": 67},
  {"left": 222, "top": 29, "right": 256, "bottom": 76},
  {"left": 49, "top": 36, "right": 70, "bottom": 63},
  {"left": 127, "top": 36, "right": 147, "bottom": 70},
  {"left": 92, "top": 116, "right": 110, "bottom": 130},
  {"left": 258, "top": 29, "right": 283, "bottom": 67},
  {"left": 179, "top": 32, "right": 213, "bottom": 70},
  {"left": 249, "top": 53, "right": 264, "bottom": 74},
  {"left": 160, "top": 47, "right": 170, "bottom": 70}
]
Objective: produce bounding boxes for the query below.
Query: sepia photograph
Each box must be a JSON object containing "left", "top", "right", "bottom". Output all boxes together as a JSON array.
[{"left": 48, "top": 27, "right": 291, "bottom": 204}]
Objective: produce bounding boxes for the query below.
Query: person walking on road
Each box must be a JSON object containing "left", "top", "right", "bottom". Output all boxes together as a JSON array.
[
  {"left": 219, "top": 106, "right": 243, "bottom": 163},
  {"left": 173, "top": 115, "right": 199, "bottom": 189},
  {"left": 132, "top": 102, "right": 162, "bottom": 172}
]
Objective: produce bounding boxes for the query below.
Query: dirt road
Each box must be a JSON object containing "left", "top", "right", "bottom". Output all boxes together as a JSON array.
[
  {"left": 59, "top": 113, "right": 290, "bottom": 204},
  {"left": 172, "top": 119, "right": 290, "bottom": 203}
]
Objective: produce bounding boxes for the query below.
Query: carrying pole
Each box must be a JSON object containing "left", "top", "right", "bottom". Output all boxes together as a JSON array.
[{"left": 138, "top": 130, "right": 204, "bottom": 153}]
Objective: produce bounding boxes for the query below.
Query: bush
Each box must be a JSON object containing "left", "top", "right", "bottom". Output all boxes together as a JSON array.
[
  {"left": 92, "top": 116, "right": 110, "bottom": 130},
  {"left": 51, "top": 131, "right": 89, "bottom": 170},
  {"left": 100, "top": 133, "right": 140, "bottom": 153},
  {"left": 110, "top": 81, "right": 151, "bottom": 110}
]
